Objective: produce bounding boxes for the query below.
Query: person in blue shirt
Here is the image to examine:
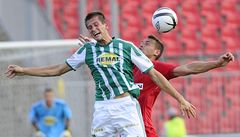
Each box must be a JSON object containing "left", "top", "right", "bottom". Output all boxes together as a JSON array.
[{"left": 29, "top": 88, "right": 72, "bottom": 137}]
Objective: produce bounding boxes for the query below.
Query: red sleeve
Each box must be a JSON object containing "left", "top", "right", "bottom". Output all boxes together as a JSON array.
[{"left": 153, "top": 61, "right": 178, "bottom": 80}]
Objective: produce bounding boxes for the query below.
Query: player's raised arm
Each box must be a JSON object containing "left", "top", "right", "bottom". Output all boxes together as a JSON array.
[
  {"left": 5, "top": 63, "right": 72, "bottom": 78},
  {"left": 173, "top": 52, "right": 234, "bottom": 77},
  {"left": 147, "top": 68, "right": 196, "bottom": 118}
]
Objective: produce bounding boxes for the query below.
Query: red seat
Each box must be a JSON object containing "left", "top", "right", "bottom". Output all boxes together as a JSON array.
[
  {"left": 220, "top": 0, "right": 238, "bottom": 12},
  {"left": 201, "top": 12, "right": 222, "bottom": 28},
  {"left": 141, "top": 26, "right": 157, "bottom": 39},
  {"left": 120, "top": 0, "right": 139, "bottom": 14},
  {"left": 161, "top": 0, "right": 180, "bottom": 11},
  {"left": 87, "top": 0, "right": 94, "bottom": 12},
  {"left": 142, "top": 1, "right": 159, "bottom": 14},
  {"left": 222, "top": 37, "right": 238, "bottom": 52},
  {"left": 181, "top": 12, "right": 201, "bottom": 29},
  {"left": 162, "top": 39, "right": 182, "bottom": 57},
  {"left": 221, "top": 24, "right": 238, "bottom": 38},
  {"left": 141, "top": 12, "right": 153, "bottom": 28},
  {"left": 221, "top": 25, "right": 238, "bottom": 52},
  {"left": 221, "top": 11, "right": 240, "bottom": 28},
  {"left": 181, "top": 0, "right": 200, "bottom": 13},
  {"left": 200, "top": 0, "right": 220, "bottom": 14},
  {"left": 202, "top": 38, "right": 223, "bottom": 55},
  {"left": 180, "top": 27, "right": 202, "bottom": 55},
  {"left": 224, "top": 61, "right": 240, "bottom": 71},
  {"left": 159, "top": 29, "right": 178, "bottom": 40},
  {"left": 220, "top": 111, "right": 237, "bottom": 132},
  {"left": 199, "top": 116, "right": 213, "bottom": 133}
]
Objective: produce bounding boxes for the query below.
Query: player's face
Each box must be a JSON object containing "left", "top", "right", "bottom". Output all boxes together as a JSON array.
[
  {"left": 86, "top": 16, "right": 108, "bottom": 42},
  {"left": 44, "top": 91, "right": 54, "bottom": 105},
  {"left": 139, "top": 38, "right": 159, "bottom": 58}
]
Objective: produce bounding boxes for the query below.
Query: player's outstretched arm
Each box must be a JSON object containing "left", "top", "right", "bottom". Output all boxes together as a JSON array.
[
  {"left": 147, "top": 68, "right": 196, "bottom": 118},
  {"left": 173, "top": 52, "right": 234, "bottom": 77},
  {"left": 5, "top": 63, "right": 72, "bottom": 78}
]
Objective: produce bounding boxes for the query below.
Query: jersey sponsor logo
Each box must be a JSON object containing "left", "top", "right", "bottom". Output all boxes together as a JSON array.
[
  {"left": 135, "top": 83, "right": 143, "bottom": 90},
  {"left": 96, "top": 53, "right": 120, "bottom": 67},
  {"left": 44, "top": 116, "right": 56, "bottom": 126}
]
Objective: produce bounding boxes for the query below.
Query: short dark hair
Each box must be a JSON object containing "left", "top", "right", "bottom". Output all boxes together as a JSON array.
[
  {"left": 44, "top": 88, "right": 53, "bottom": 93},
  {"left": 84, "top": 11, "right": 106, "bottom": 27},
  {"left": 148, "top": 35, "right": 164, "bottom": 60}
]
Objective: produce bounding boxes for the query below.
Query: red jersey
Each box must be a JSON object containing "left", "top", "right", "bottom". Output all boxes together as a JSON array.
[{"left": 134, "top": 61, "right": 177, "bottom": 137}]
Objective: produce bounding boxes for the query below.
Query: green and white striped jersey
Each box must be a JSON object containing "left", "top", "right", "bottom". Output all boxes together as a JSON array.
[{"left": 66, "top": 38, "right": 153, "bottom": 101}]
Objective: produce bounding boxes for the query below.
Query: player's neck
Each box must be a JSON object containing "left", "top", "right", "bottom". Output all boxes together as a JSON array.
[
  {"left": 97, "top": 34, "right": 112, "bottom": 45},
  {"left": 46, "top": 102, "right": 53, "bottom": 108},
  {"left": 149, "top": 56, "right": 156, "bottom": 61}
]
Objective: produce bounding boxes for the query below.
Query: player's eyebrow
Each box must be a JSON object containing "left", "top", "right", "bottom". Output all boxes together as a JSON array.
[{"left": 146, "top": 40, "right": 150, "bottom": 43}]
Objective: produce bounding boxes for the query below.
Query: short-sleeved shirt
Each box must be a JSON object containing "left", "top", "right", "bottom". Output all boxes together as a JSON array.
[
  {"left": 134, "top": 61, "right": 177, "bottom": 137},
  {"left": 29, "top": 99, "right": 72, "bottom": 137},
  {"left": 66, "top": 38, "right": 153, "bottom": 101}
]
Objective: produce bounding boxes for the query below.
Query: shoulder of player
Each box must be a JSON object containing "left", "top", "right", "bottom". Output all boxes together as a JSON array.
[
  {"left": 153, "top": 60, "right": 173, "bottom": 66},
  {"left": 83, "top": 42, "right": 96, "bottom": 48},
  {"left": 54, "top": 99, "right": 67, "bottom": 106},
  {"left": 114, "top": 38, "right": 135, "bottom": 47}
]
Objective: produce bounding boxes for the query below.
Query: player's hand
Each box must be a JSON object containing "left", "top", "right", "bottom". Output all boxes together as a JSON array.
[
  {"left": 217, "top": 52, "right": 234, "bottom": 67},
  {"left": 60, "top": 130, "right": 72, "bottom": 137},
  {"left": 179, "top": 99, "right": 196, "bottom": 118},
  {"left": 5, "top": 65, "right": 24, "bottom": 78},
  {"left": 78, "top": 34, "right": 93, "bottom": 46},
  {"left": 35, "top": 131, "right": 46, "bottom": 137}
]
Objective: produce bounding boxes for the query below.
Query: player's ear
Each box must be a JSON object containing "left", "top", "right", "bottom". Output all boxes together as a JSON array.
[
  {"left": 154, "top": 49, "right": 161, "bottom": 56},
  {"left": 105, "top": 23, "right": 109, "bottom": 29}
]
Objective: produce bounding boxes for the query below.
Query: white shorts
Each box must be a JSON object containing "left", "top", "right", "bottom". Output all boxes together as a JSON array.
[{"left": 91, "top": 96, "right": 146, "bottom": 137}]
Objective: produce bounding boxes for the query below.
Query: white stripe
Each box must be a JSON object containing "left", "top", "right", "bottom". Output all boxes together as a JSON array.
[
  {"left": 99, "top": 46, "right": 116, "bottom": 98},
  {"left": 92, "top": 46, "right": 111, "bottom": 100},
  {"left": 116, "top": 38, "right": 134, "bottom": 46},
  {"left": 119, "top": 43, "right": 124, "bottom": 73},
  {"left": 117, "top": 43, "right": 139, "bottom": 91},
  {"left": 109, "top": 43, "right": 124, "bottom": 94}
]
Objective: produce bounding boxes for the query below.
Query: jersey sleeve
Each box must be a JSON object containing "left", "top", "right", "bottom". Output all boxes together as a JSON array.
[
  {"left": 29, "top": 105, "right": 37, "bottom": 123},
  {"left": 63, "top": 103, "right": 72, "bottom": 119},
  {"left": 154, "top": 61, "right": 178, "bottom": 80},
  {"left": 130, "top": 44, "right": 153, "bottom": 73},
  {"left": 66, "top": 45, "right": 87, "bottom": 70}
]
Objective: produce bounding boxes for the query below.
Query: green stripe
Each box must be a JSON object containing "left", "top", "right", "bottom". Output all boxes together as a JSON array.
[
  {"left": 77, "top": 44, "right": 87, "bottom": 54},
  {"left": 111, "top": 69, "right": 128, "bottom": 92},
  {"left": 103, "top": 45, "right": 121, "bottom": 96},
  {"left": 95, "top": 45, "right": 111, "bottom": 99},
  {"left": 143, "top": 66, "right": 153, "bottom": 73},
  {"left": 86, "top": 46, "right": 104, "bottom": 101},
  {"left": 115, "top": 40, "right": 133, "bottom": 92},
  {"left": 113, "top": 40, "right": 121, "bottom": 73},
  {"left": 131, "top": 44, "right": 145, "bottom": 56},
  {"left": 111, "top": 41, "right": 128, "bottom": 92}
]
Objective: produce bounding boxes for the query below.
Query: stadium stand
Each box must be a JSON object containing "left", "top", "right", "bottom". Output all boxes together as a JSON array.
[
  {"left": 52, "top": 0, "right": 79, "bottom": 38},
  {"left": 0, "top": 0, "right": 238, "bottom": 136},
  {"left": 118, "top": 0, "right": 239, "bottom": 135}
]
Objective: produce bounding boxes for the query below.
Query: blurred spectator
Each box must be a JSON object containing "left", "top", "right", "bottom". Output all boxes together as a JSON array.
[
  {"left": 29, "top": 88, "right": 72, "bottom": 137},
  {"left": 162, "top": 107, "right": 187, "bottom": 137}
]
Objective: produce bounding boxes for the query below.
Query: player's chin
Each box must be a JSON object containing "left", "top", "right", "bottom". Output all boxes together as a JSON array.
[{"left": 94, "top": 35, "right": 103, "bottom": 41}]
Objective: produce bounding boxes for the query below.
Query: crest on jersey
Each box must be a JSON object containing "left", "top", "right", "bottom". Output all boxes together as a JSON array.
[
  {"left": 44, "top": 116, "right": 56, "bottom": 125},
  {"left": 96, "top": 53, "right": 120, "bottom": 67}
]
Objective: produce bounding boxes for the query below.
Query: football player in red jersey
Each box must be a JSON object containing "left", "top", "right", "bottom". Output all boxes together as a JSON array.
[
  {"left": 134, "top": 35, "right": 234, "bottom": 137},
  {"left": 78, "top": 34, "right": 234, "bottom": 137}
]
